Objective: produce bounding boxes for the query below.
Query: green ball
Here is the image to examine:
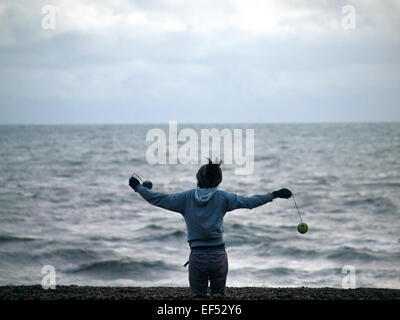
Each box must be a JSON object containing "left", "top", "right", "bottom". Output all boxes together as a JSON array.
[
  {"left": 143, "top": 180, "right": 153, "bottom": 190},
  {"left": 297, "top": 222, "right": 308, "bottom": 234}
]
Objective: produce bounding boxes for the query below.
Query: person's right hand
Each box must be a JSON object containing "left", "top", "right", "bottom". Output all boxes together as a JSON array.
[
  {"left": 129, "top": 176, "right": 140, "bottom": 191},
  {"left": 272, "top": 188, "right": 292, "bottom": 199}
]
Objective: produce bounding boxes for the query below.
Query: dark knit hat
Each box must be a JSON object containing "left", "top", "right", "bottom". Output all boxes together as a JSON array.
[{"left": 196, "top": 158, "right": 222, "bottom": 188}]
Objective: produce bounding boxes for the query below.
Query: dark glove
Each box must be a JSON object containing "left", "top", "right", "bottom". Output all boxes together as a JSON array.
[
  {"left": 272, "top": 188, "right": 292, "bottom": 199},
  {"left": 129, "top": 176, "right": 140, "bottom": 191}
]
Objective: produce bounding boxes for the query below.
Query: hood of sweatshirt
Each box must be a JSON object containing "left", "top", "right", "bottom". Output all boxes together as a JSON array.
[{"left": 194, "top": 187, "right": 217, "bottom": 206}]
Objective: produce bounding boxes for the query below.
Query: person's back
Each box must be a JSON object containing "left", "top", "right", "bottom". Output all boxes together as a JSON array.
[{"left": 129, "top": 158, "right": 292, "bottom": 296}]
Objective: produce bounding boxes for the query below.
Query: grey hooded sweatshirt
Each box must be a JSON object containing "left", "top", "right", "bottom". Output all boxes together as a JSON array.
[{"left": 135, "top": 184, "right": 273, "bottom": 248}]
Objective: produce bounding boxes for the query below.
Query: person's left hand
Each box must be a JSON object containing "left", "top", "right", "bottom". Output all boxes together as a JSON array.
[
  {"left": 272, "top": 188, "right": 292, "bottom": 199},
  {"left": 129, "top": 176, "right": 140, "bottom": 191}
]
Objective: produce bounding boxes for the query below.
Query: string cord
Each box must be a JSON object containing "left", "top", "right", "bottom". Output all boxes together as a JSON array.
[
  {"left": 131, "top": 173, "right": 143, "bottom": 183},
  {"left": 292, "top": 195, "right": 303, "bottom": 223}
]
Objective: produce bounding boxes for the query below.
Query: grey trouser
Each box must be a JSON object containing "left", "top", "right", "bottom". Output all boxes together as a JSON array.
[{"left": 188, "top": 246, "right": 228, "bottom": 296}]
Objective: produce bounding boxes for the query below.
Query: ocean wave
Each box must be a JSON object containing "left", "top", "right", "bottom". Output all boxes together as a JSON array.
[
  {"left": 144, "top": 224, "right": 164, "bottom": 231},
  {"left": 88, "top": 235, "right": 127, "bottom": 242},
  {"left": 128, "top": 157, "right": 147, "bottom": 165},
  {"left": 233, "top": 266, "right": 309, "bottom": 278},
  {"left": 139, "top": 230, "right": 186, "bottom": 242},
  {"left": 254, "top": 155, "right": 276, "bottom": 162},
  {"left": 94, "top": 197, "right": 115, "bottom": 205},
  {"left": 40, "top": 248, "right": 103, "bottom": 262},
  {"left": 259, "top": 267, "right": 295, "bottom": 276},
  {"left": 326, "top": 246, "right": 381, "bottom": 262},
  {"left": 0, "top": 235, "right": 37, "bottom": 243},
  {"left": 361, "top": 182, "right": 400, "bottom": 189},
  {"left": 273, "top": 247, "right": 320, "bottom": 259},
  {"left": 63, "top": 160, "right": 85, "bottom": 167},
  {"left": 343, "top": 197, "right": 396, "bottom": 213},
  {"left": 61, "top": 258, "right": 177, "bottom": 280},
  {"left": 296, "top": 175, "right": 339, "bottom": 186},
  {"left": 226, "top": 233, "right": 276, "bottom": 247}
]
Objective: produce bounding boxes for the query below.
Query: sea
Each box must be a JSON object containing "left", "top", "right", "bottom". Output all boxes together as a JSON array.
[{"left": 0, "top": 123, "right": 399, "bottom": 288}]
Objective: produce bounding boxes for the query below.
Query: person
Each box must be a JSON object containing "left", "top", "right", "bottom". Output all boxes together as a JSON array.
[{"left": 129, "top": 159, "right": 292, "bottom": 297}]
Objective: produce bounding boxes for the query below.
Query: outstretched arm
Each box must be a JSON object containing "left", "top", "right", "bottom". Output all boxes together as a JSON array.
[
  {"left": 224, "top": 192, "right": 274, "bottom": 212},
  {"left": 132, "top": 183, "right": 189, "bottom": 214},
  {"left": 224, "top": 188, "right": 292, "bottom": 212}
]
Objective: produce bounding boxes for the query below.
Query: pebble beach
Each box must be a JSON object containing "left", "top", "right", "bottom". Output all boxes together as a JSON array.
[{"left": 1, "top": 286, "right": 399, "bottom": 300}]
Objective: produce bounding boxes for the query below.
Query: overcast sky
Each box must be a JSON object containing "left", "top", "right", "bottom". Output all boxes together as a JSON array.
[{"left": 0, "top": 0, "right": 399, "bottom": 124}]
